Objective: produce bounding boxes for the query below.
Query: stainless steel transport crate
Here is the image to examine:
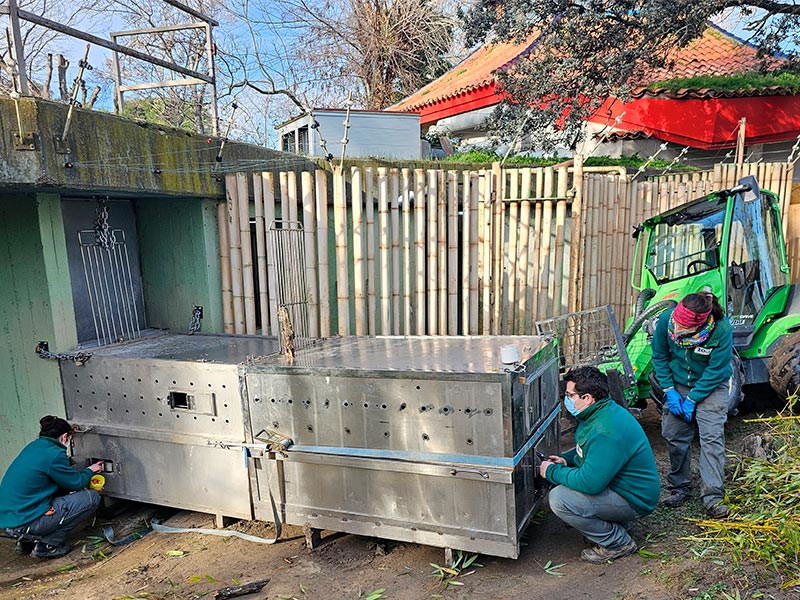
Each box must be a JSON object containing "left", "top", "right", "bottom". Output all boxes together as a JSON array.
[
  {"left": 61, "top": 333, "right": 560, "bottom": 558},
  {"left": 243, "top": 336, "right": 560, "bottom": 558},
  {"left": 61, "top": 333, "right": 281, "bottom": 520}
]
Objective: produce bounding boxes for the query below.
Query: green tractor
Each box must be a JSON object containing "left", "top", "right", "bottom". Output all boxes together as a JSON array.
[{"left": 619, "top": 175, "right": 800, "bottom": 413}]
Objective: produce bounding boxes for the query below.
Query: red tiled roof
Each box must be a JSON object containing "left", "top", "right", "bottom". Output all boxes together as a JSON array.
[
  {"left": 389, "top": 34, "right": 539, "bottom": 113},
  {"left": 389, "top": 24, "right": 788, "bottom": 123},
  {"left": 641, "top": 24, "right": 779, "bottom": 84}
]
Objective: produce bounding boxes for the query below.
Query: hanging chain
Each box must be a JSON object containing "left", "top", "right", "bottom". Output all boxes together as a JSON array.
[
  {"left": 188, "top": 305, "right": 203, "bottom": 335},
  {"left": 93, "top": 197, "right": 114, "bottom": 250},
  {"left": 35, "top": 341, "right": 92, "bottom": 366}
]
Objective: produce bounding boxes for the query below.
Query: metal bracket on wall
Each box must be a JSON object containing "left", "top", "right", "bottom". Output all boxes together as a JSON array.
[
  {"left": 13, "top": 131, "right": 36, "bottom": 151},
  {"left": 53, "top": 135, "right": 72, "bottom": 154}
]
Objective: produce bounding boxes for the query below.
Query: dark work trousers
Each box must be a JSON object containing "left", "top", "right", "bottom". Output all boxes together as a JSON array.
[{"left": 4, "top": 489, "right": 100, "bottom": 547}]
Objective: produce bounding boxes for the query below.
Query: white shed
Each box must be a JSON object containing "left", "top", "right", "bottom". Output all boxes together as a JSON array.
[{"left": 277, "top": 109, "right": 422, "bottom": 160}]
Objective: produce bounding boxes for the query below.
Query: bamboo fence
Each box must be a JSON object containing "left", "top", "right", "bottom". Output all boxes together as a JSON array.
[{"left": 219, "top": 160, "right": 796, "bottom": 337}]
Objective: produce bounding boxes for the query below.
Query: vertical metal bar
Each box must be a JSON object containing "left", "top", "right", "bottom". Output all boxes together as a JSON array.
[
  {"left": 110, "top": 33, "right": 124, "bottom": 114},
  {"left": 205, "top": 22, "right": 219, "bottom": 136},
  {"left": 120, "top": 235, "right": 143, "bottom": 338},
  {"left": 109, "top": 232, "right": 134, "bottom": 338},
  {"left": 7, "top": 0, "right": 30, "bottom": 95},
  {"left": 79, "top": 235, "right": 102, "bottom": 344}
]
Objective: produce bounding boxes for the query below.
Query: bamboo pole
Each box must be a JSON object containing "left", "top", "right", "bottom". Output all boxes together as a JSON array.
[
  {"left": 333, "top": 166, "right": 350, "bottom": 335},
  {"left": 438, "top": 170, "right": 448, "bottom": 335},
  {"left": 365, "top": 168, "right": 377, "bottom": 334},
  {"left": 314, "top": 170, "right": 331, "bottom": 338},
  {"left": 402, "top": 168, "right": 413, "bottom": 335},
  {"left": 226, "top": 174, "right": 245, "bottom": 334},
  {"left": 538, "top": 168, "right": 554, "bottom": 319},
  {"left": 481, "top": 170, "right": 492, "bottom": 333},
  {"left": 286, "top": 171, "right": 299, "bottom": 223},
  {"left": 414, "top": 169, "right": 426, "bottom": 334},
  {"left": 529, "top": 170, "right": 543, "bottom": 321},
  {"left": 552, "top": 167, "right": 568, "bottom": 315},
  {"left": 252, "top": 173, "right": 269, "bottom": 334},
  {"left": 378, "top": 167, "right": 391, "bottom": 335},
  {"left": 447, "top": 170, "right": 458, "bottom": 335},
  {"left": 518, "top": 168, "right": 531, "bottom": 332},
  {"left": 491, "top": 162, "right": 504, "bottom": 333},
  {"left": 301, "top": 170, "right": 319, "bottom": 338},
  {"left": 507, "top": 172, "right": 519, "bottom": 334},
  {"left": 236, "top": 173, "right": 256, "bottom": 334},
  {"left": 279, "top": 171, "right": 290, "bottom": 223},
  {"left": 469, "top": 172, "right": 480, "bottom": 334},
  {"left": 391, "top": 169, "right": 401, "bottom": 335},
  {"left": 217, "top": 201, "right": 234, "bottom": 333},
  {"left": 427, "top": 169, "right": 439, "bottom": 334},
  {"left": 569, "top": 156, "right": 584, "bottom": 314},
  {"left": 461, "top": 171, "right": 472, "bottom": 335},
  {"left": 263, "top": 173, "right": 279, "bottom": 336},
  {"left": 351, "top": 166, "right": 366, "bottom": 335}
]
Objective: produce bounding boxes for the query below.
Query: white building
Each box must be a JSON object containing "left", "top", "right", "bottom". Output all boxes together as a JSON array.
[{"left": 277, "top": 109, "right": 422, "bottom": 160}]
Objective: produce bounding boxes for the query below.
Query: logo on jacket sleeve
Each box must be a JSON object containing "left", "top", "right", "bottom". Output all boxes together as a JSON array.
[{"left": 576, "top": 445, "right": 583, "bottom": 458}]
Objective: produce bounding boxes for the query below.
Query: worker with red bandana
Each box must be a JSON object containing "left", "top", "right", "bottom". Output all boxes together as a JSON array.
[{"left": 651, "top": 292, "right": 733, "bottom": 519}]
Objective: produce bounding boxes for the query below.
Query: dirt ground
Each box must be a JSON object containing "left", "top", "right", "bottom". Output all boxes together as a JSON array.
[{"left": 0, "top": 402, "right": 797, "bottom": 600}]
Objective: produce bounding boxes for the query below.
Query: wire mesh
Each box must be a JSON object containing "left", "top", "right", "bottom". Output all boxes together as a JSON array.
[
  {"left": 268, "top": 220, "right": 313, "bottom": 363},
  {"left": 535, "top": 305, "right": 634, "bottom": 383}
]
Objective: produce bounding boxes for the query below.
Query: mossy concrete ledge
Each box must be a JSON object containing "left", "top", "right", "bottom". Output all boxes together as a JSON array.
[{"left": 0, "top": 97, "right": 311, "bottom": 197}]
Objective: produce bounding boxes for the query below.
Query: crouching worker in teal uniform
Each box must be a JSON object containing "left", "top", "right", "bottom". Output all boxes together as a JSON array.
[
  {"left": 539, "top": 367, "right": 661, "bottom": 563},
  {"left": 0, "top": 416, "right": 104, "bottom": 558}
]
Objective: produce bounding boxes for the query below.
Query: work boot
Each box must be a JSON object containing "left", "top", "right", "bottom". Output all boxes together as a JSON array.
[
  {"left": 31, "top": 542, "right": 72, "bottom": 559},
  {"left": 706, "top": 501, "right": 730, "bottom": 519},
  {"left": 580, "top": 539, "right": 638, "bottom": 563},
  {"left": 663, "top": 490, "right": 690, "bottom": 508},
  {"left": 14, "top": 539, "right": 35, "bottom": 556}
]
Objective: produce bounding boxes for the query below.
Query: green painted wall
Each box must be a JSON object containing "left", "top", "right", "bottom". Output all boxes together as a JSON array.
[
  {"left": 136, "top": 198, "right": 223, "bottom": 333},
  {"left": 0, "top": 194, "right": 77, "bottom": 473}
]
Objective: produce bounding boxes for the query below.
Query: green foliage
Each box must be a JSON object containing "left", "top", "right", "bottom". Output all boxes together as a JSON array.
[
  {"left": 686, "top": 396, "right": 800, "bottom": 589},
  {"left": 459, "top": 0, "right": 797, "bottom": 149},
  {"left": 430, "top": 551, "right": 483, "bottom": 594},
  {"left": 441, "top": 151, "right": 685, "bottom": 170},
  {"left": 649, "top": 71, "right": 800, "bottom": 93}
]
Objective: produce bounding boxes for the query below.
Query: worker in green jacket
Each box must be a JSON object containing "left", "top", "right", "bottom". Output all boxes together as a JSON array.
[
  {"left": 540, "top": 366, "right": 660, "bottom": 563},
  {"left": 651, "top": 292, "right": 733, "bottom": 519},
  {"left": 0, "top": 416, "right": 104, "bottom": 559}
]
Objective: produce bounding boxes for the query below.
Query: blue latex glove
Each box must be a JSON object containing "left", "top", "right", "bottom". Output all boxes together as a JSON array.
[
  {"left": 682, "top": 398, "right": 696, "bottom": 423},
  {"left": 665, "top": 388, "right": 684, "bottom": 417}
]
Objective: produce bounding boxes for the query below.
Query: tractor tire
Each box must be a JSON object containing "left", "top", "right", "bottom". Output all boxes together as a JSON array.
[
  {"left": 727, "top": 354, "right": 745, "bottom": 416},
  {"left": 767, "top": 330, "right": 800, "bottom": 398}
]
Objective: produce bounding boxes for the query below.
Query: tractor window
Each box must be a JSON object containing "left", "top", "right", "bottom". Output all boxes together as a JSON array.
[
  {"left": 645, "top": 207, "right": 726, "bottom": 284},
  {"left": 727, "top": 195, "right": 787, "bottom": 321}
]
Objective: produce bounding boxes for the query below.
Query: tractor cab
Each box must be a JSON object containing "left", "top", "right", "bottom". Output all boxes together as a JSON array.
[
  {"left": 635, "top": 175, "right": 789, "bottom": 352},
  {"left": 622, "top": 175, "right": 800, "bottom": 410}
]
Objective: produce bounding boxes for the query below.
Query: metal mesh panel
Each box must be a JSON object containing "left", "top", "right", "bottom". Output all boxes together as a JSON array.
[
  {"left": 535, "top": 305, "right": 633, "bottom": 382},
  {"left": 78, "top": 228, "right": 142, "bottom": 346},
  {"left": 268, "top": 220, "right": 312, "bottom": 362}
]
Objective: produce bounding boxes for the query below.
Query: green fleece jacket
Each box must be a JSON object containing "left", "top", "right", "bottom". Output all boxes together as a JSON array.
[
  {"left": 545, "top": 397, "right": 660, "bottom": 515},
  {"left": 0, "top": 437, "right": 93, "bottom": 528},
  {"left": 651, "top": 309, "right": 733, "bottom": 403}
]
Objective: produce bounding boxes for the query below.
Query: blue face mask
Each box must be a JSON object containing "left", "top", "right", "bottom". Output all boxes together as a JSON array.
[{"left": 564, "top": 394, "right": 582, "bottom": 417}]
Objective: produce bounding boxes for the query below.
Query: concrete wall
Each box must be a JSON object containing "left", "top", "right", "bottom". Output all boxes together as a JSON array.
[
  {"left": 0, "top": 97, "right": 311, "bottom": 470},
  {"left": 136, "top": 198, "right": 224, "bottom": 333},
  {"left": 0, "top": 194, "right": 77, "bottom": 473}
]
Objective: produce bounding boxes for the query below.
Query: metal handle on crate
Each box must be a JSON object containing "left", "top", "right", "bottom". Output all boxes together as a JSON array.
[{"left": 449, "top": 467, "right": 490, "bottom": 479}]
